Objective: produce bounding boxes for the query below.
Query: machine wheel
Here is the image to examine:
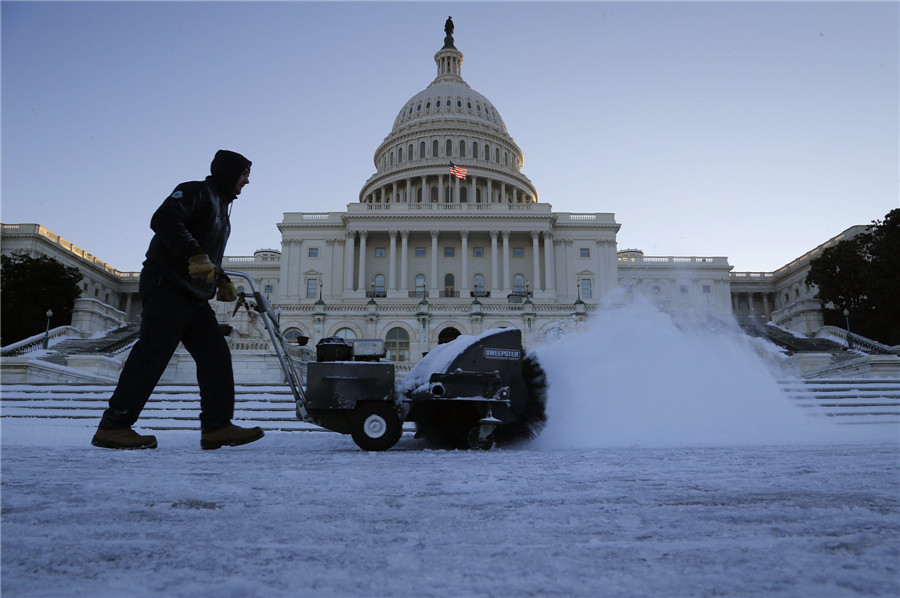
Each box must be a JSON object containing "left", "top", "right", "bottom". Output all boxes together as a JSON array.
[
  {"left": 467, "top": 427, "right": 494, "bottom": 451},
  {"left": 351, "top": 402, "right": 402, "bottom": 451}
]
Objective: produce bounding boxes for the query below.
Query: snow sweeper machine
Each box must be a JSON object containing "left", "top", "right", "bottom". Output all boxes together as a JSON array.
[{"left": 225, "top": 270, "right": 548, "bottom": 451}]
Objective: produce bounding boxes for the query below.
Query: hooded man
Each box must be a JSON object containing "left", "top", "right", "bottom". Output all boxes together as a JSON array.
[{"left": 93, "top": 150, "right": 264, "bottom": 450}]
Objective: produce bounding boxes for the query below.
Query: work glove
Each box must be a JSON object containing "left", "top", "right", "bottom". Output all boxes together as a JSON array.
[
  {"left": 187, "top": 253, "right": 216, "bottom": 283},
  {"left": 216, "top": 275, "right": 238, "bottom": 302}
]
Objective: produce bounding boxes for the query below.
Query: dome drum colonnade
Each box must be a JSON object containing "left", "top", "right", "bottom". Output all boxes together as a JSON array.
[{"left": 359, "top": 31, "right": 537, "bottom": 208}]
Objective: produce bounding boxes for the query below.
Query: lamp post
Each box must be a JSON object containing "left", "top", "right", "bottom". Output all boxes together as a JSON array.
[
  {"left": 843, "top": 308, "right": 854, "bottom": 350},
  {"left": 42, "top": 308, "right": 53, "bottom": 350}
]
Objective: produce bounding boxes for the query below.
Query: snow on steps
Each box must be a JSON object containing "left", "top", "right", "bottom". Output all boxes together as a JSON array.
[
  {"left": 779, "top": 379, "right": 900, "bottom": 425},
  {"left": 0, "top": 384, "right": 322, "bottom": 432},
  {"left": 3, "top": 380, "right": 899, "bottom": 431}
]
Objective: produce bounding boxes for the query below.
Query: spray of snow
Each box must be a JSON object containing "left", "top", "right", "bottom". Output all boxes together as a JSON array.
[{"left": 532, "top": 295, "right": 853, "bottom": 449}]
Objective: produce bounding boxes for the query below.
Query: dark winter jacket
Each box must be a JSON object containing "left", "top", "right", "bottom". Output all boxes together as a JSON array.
[{"left": 141, "top": 150, "right": 251, "bottom": 301}]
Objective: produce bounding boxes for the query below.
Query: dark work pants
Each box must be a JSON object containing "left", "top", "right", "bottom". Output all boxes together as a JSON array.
[{"left": 99, "top": 278, "right": 234, "bottom": 433}]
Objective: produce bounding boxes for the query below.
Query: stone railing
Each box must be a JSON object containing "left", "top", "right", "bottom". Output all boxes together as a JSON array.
[
  {"left": 815, "top": 326, "right": 900, "bottom": 356},
  {"left": 0, "top": 326, "right": 81, "bottom": 357}
]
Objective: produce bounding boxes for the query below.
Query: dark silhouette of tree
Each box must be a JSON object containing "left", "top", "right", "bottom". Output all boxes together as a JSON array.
[
  {"left": 806, "top": 209, "right": 900, "bottom": 346},
  {"left": 1, "top": 252, "right": 84, "bottom": 346}
]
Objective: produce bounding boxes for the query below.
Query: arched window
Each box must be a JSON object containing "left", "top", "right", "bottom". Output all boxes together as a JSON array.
[
  {"left": 444, "top": 273, "right": 455, "bottom": 297},
  {"left": 430, "top": 186, "right": 438, "bottom": 203},
  {"left": 514, "top": 274, "right": 525, "bottom": 293},
  {"left": 417, "top": 187, "right": 423, "bottom": 203},
  {"left": 398, "top": 147, "right": 403, "bottom": 163},
  {"left": 484, "top": 144, "right": 489, "bottom": 160},
  {"left": 415, "top": 273, "right": 426, "bottom": 298},
  {"left": 473, "top": 274, "right": 486, "bottom": 297},
  {"left": 495, "top": 148, "right": 500, "bottom": 162},
  {"left": 438, "top": 327, "right": 461, "bottom": 345},
  {"left": 446, "top": 139, "right": 452, "bottom": 156},
  {"left": 460, "top": 187, "right": 468, "bottom": 203},
  {"left": 334, "top": 327, "right": 357, "bottom": 340},
  {"left": 420, "top": 141, "right": 426, "bottom": 159},
  {"left": 373, "top": 274, "right": 385, "bottom": 297},
  {"left": 472, "top": 142, "right": 478, "bottom": 159},
  {"left": 390, "top": 152, "right": 394, "bottom": 166},
  {"left": 459, "top": 140, "right": 466, "bottom": 157},
  {"left": 408, "top": 144, "right": 414, "bottom": 160},
  {"left": 385, "top": 327, "right": 410, "bottom": 362},
  {"left": 432, "top": 140, "right": 439, "bottom": 157},
  {"left": 284, "top": 328, "right": 307, "bottom": 343}
]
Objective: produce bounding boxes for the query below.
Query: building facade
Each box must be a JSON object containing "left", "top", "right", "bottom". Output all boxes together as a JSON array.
[{"left": 5, "top": 20, "right": 862, "bottom": 369}]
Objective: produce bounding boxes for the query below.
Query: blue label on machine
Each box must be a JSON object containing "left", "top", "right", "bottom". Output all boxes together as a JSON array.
[{"left": 483, "top": 347, "right": 521, "bottom": 360}]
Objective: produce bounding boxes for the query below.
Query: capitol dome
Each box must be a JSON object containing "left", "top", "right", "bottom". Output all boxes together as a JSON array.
[{"left": 360, "top": 19, "right": 537, "bottom": 205}]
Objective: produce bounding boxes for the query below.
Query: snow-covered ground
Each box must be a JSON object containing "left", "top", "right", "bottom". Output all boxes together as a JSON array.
[{"left": 2, "top": 300, "right": 898, "bottom": 597}]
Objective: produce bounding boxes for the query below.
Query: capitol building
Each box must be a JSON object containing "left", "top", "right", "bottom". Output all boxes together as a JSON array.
[{"left": 3, "top": 20, "right": 891, "bottom": 383}]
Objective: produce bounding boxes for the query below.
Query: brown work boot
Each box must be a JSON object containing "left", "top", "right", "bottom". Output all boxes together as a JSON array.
[
  {"left": 92, "top": 427, "right": 157, "bottom": 450},
  {"left": 201, "top": 424, "right": 264, "bottom": 450}
]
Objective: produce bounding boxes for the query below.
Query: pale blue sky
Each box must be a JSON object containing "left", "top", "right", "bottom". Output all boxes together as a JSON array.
[{"left": 2, "top": 1, "right": 897, "bottom": 273}]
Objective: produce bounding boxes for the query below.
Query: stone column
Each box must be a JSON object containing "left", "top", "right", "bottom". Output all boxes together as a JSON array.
[
  {"left": 400, "top": 230, "right": 409, "bottom": 291},
  {"left": 278, "top": 238, "right": 292, "bottom": 301},
  {"left": 430, "top": 230, "right": 439, "bottom": 294},
  {"left": 460, "top": 230, "right": 469, "bottom": 294},
  {"left": 531, "top": 230, "right": 542, "bottom": 292},
  {"left": 490, "top": 230, "right": 500, "bottom": 293},
  {"left": 542, "top": 231, "right": 554, "bottom": 293},
  {"left": 388, "top": 230, "right": 397, "bottom": 291},
  {"left": 502, "top": 230, "right": 511, "bottom": 292},
  {"left": 357, "top": 230, "right": 367, "bottom": 292},
  {"left": 344, "top": 232, "right": 355, "bottom": 292}
]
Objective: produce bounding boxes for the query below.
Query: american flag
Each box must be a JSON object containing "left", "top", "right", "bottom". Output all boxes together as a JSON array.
[{"left": 449, "top": 162, "right": 467, "bottom": 180}]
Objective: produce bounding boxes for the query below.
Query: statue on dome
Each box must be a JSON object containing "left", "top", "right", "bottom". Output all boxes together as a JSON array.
[{"left": 444, "top": 16, "right": 454, "bottom": 47}]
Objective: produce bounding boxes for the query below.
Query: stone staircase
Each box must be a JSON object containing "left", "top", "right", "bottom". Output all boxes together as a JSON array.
[
  {"left": 779, "top": 379, "right": 900, "bottom": 425},
  {"left": 2, "top": 380, "right": 898, "bottom": 432},
  {"left": 37, "top": 324, "right": 140, "bottom": 366},
  {"left": 0, "top": 384, "right": 320, "bottom": 432}
]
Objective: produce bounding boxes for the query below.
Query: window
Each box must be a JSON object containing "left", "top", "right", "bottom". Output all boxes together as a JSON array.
[
  {"left": 680, "top": 285, "right": 689, "bottom": 294},
  {"left": 514, "top": 274, "right": 525, "bottom": 293},
  {"left": 580, "top": 248, "right": 590, "bottom": 258},
  {"left": 581, "top": 279, "right": 592, "bottom": 299},
  {"left": 306, "top": 279, "right": 318, "bottom": 299},
  {"left": 373, "top": 274, "right": 385, "bottom": 297},
  {"left": 512, "top": 247, "right": 524, "bottom": 258},
  {"left": 420, "top": 141, "right": 426, "bottom": 159},
  {"left": 472, "top": 142, "right": 478, "bottom": 158},
  {"left": 432, "top": 140, "right": 439, "bottom": 157},
  {"left": 335, "top": 327, "right": 357, "bottom": 341},
  {"left": 473, "top": 247, "right": 484, "bottom": 258},
  {"left": 459, "top": 140, "right": 465, "bottom": 157},
  {"left": 415, "top": 247, "right": 426, "bottom": 258},
  {"left": 398, "top": 147, "right": 403, "bottom": 163},
  {"left": 375, "top": 247, "right": 386, "bottom": 258},
  {"left": 703, "top": 285, "right": 712, "bottom": 294},
  {"left": 473, "top": 274, "right": 486, "bottom": 296},
  {"left": 444, "top": 247, "right": 455, "bottom": 258},
  {"left": 308, "top": 247, "right": 319, "bottom": 258},
  {"left": 444, "top": 273, "right": 455, "bottom": 296},
  {"left": 284, "top": 329, "right": 307, "bottom": 343},
  {"left": 446, "top": 139, "right": 452, "bottom": 156},
  {"left": 386, "top": 327, "right": 410, "bottom": 362},
  {"left": 495, "top": 148, "right": 500, "bottom": 162},
  {"left": 264, "top": 284, "right": 274, "bottom": 296},
  {"left": 415, "top": 273, "right": 426, "bottom": 297}
]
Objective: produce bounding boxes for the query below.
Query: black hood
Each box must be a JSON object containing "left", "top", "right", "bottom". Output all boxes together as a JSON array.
[{"left": 207, "top": 149, "right": 251, "bottom": 199}]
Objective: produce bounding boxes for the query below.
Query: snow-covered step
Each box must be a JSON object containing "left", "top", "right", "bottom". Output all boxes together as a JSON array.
[
  {"left": 779, "top": 379, "right": 900, "bottom": 425},
  {"left": 0, "top": 384, "right": 314, "bottom": 432}
]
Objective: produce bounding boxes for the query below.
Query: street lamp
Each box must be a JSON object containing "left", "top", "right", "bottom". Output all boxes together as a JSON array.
[
  {"left": 42, "top": 308, "right": 53, "bottom": 350},
  {"left": 843, "top": 308, "right": 854, "bottom": 350}
]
